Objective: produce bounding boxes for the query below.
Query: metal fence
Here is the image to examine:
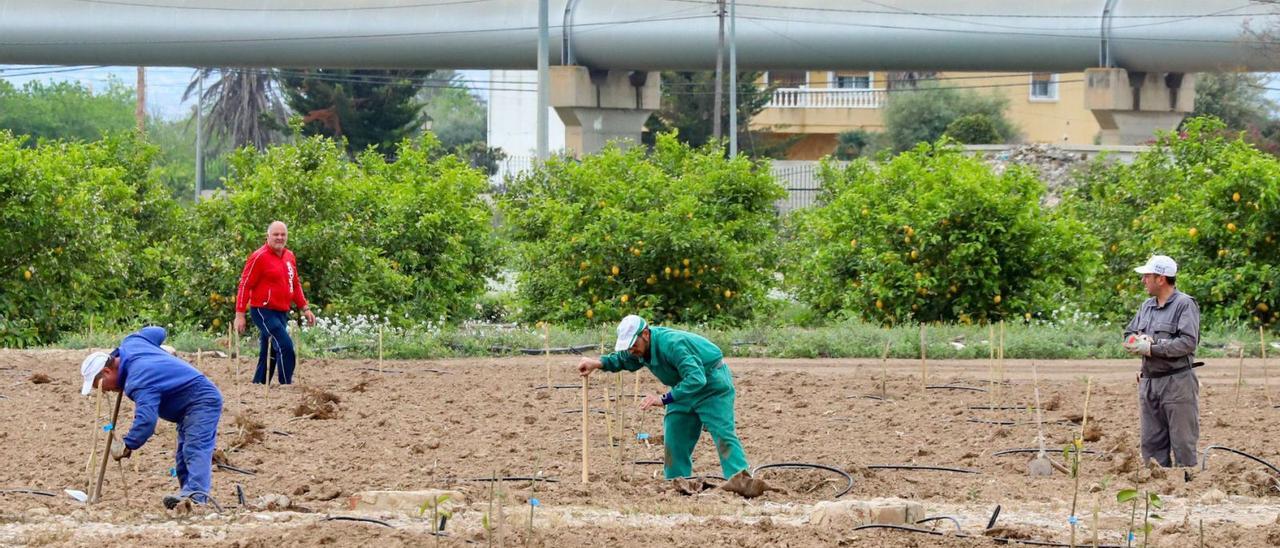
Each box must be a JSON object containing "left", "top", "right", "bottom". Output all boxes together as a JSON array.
[{"left": 492, "top": 155, "right": 832, "bottom": 213}]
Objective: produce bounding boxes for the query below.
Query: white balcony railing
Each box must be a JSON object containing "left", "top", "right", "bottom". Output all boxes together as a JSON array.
[{"left": 767, "top": 87, "right": 885, "bottom": 109}]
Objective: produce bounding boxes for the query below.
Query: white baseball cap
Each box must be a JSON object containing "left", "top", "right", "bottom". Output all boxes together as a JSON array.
[
  {"left": 1134, "top": 255, "right": 1178, "bottom": 277},
  {"left": 80, "top": 352, "right": 109, "bottom": 396},
  {"left": 614, "top": 315, "right": 648, "bottom": 352}
]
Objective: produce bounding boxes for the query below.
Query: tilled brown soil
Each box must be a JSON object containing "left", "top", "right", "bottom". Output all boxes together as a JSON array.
[{"left": 1, "top": 349, "right": 1278, "bottom": 546}]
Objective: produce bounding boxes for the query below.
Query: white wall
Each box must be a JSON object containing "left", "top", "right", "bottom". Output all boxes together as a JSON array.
[{"left": 487, "top": 70, "right": 564, "bottom": 179}]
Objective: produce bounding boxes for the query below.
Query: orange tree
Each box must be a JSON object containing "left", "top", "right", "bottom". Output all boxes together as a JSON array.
[
  {"left": 0, "top": 131, "right": 179, "bottom": 344},
  {"left": 161, "top": 133, "right": 498, "bottom": 329},
  {"left": 499, "top": 133, "right": 785, "bottom": 327},
  {"left": 784, "top": 141, "right": 1097, "bottom": 325},
  {"left": 1061, "top": 117, "right": 1280, "bottom": 327}
]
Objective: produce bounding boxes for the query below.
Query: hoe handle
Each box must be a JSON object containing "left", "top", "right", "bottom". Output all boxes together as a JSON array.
[{"left": 92, "top": 390, "right": 124, "bottom": 504}]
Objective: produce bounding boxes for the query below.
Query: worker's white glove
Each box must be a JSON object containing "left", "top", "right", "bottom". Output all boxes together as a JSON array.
[
  {"left": 1123, "top": 334, "right": 1153, "bottom": 357},
  {"left": 110, "top": 436, "right": 132, "bottom": 461}
]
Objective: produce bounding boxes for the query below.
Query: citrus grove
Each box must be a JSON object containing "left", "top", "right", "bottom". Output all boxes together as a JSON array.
[{"left": 3, "top": 116, "right": 1280, "bottom": 346}]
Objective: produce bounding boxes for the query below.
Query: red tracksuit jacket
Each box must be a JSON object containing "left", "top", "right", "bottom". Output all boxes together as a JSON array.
[{"left": 235, "top": 244, "right": 309, "bottom": 313}]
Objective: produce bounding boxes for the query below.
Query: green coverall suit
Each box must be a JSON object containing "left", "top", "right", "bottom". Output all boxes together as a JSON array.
[{"left": 600, "top": 326, "right": 750, "bottom": 479}]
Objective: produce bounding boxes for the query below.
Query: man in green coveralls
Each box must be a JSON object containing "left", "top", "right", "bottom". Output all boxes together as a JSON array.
[{"left": 577, "top": 315, "right": 750, "bottom": 480}]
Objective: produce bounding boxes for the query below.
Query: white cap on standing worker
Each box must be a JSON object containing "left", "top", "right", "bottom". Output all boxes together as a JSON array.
[
  {"left": 614, "top": 315, "right": 648, "bottom": 352},
  {"left": 1134, "top": 255, "right": 1178, "bottom": 277},
  {"left": 80, "top": 352, "right": 109, "bottom": 396}
]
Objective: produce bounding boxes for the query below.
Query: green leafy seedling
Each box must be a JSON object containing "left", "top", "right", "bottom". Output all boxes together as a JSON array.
[{"left": 418, "top": 493, "right": 453, "bottom": 545}]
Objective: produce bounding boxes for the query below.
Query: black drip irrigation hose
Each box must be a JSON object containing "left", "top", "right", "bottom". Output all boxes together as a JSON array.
[
  {"left": 850, "top": 524, "right": 1126, "bottom": 547},
  {"left": 216, "top": 463, "right": 257, "bottom": 476},
  {"left": 969, "top": 405, "right": 1036, "bottom": 411},
  {"left": 926, "top": 384, "right": 988, "bottom": 392},
  {"left": 0, "top": 489, "right": 55, "bottom": 497},
  {"left": 991, "top": 447, "right": 1103, "bottom": 458},
  {"left": 751, "top": 462, "right": 854, "bottom": 498},
  {"left": 868, "top": 464, "right": 980, "bottom": 474},
  {"left": 967, "top": 418, "right": 1075, "bottom": 426},
  {"left": 1200, "top": 445, "right": 1280, "bottom": 476},
  {"left": 322, "top": 516, "right": 395, "bottom": 528},
  {"left": 849, "top": 395, "right": 892, "bottom": 401},
  {"left": 463, "top": 476, "right": 560, "bottom": 483},
  {"left": 487, "top": 344, "right": 598, "bottom": 355},
  {"left": 915, "top": 515, "right": 962, "bottom": 533},
  {"left": 271, "top": 430, "right": 292, "bottom": 437},
  {"left": 532, "top": 384, "right": 582, "bottom": 390},
  {"left": 235, "top": 484, "right": 246, "bottom": 507},
  {"left": 634, "top": 460, "right": 663, "bottom": 465},
  {"left": 560, "top": 408, "right": 607, "bottom": 415},
  {"left": 357, "top": 367, "right": 407, "bottom": 374}
]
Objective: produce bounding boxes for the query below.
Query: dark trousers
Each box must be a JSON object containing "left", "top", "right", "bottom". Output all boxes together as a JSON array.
[
  {"left": 250, "top": 307, "right": 295, "bottom": 385},
  {"left": 1139, "top": 369, "right": 1200, "bottom": 467}
]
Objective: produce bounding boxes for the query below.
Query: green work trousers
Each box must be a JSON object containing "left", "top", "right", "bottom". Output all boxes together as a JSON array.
[{"left": 662, "top": 365, "right": 749, "bottom": 479}]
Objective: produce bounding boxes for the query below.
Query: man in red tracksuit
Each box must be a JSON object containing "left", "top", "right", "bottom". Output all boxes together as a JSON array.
[{"left": 234, "top": 221, "right": 316, "bottom": 385}]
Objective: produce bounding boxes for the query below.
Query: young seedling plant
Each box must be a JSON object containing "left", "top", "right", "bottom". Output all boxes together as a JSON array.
[
  {"left": 417, "top": 493, "right": 453, "bottom": 545},
  {"left": 1117, "top": 488, "right": 1163, "bottom": 547}
]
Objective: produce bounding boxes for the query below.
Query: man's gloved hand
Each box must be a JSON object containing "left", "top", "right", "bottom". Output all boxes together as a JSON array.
[
  {"left": 111, "top": 439, "right": 132, "bottom": 461},
  {"left": 1123, "top": 334, "right": 1153, "bottom": 356}
]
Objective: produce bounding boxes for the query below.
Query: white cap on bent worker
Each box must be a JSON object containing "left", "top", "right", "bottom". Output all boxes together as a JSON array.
[
  {"left": 1134, "top": 255, "right": 1178, "bottom": 277},
  {"left": 79, "top": 352, "right": 109, "bottom": 396},
  {"left": 614, "top": 315, "right": 648, "bottom": 352}
]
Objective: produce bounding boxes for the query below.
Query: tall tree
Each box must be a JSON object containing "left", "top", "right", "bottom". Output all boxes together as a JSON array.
[
  {"left": 183, "top": 68, "right": 288, "bottom": 151},
  {"left": 1191, "top": 72, "right": 1276, "bottom": 131},
  {"left": 0, "top": 80, "right": 134, "bottom": 144},
  {"left": 644, "top": 71, "right": 779, "bottom": 157},
  {"left": 278, "top": 68, "right": 432, "bottom": 154}
]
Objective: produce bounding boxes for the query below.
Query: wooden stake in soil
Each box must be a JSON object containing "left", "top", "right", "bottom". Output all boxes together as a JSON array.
[
  {"left": 542, "top": 322, "right": 550, "bottom": 389},
  {"left": 988, "top": 324, "right": 997, "bottom": 408},
  {"left": 1236, "top": 347, "right": 1246, "bottom": 405},
  {"left": 92, "top": 390, "right": 124, "bottom": 504},
  {"left": 919, "top": 324, "right": 927, "bottom": 391},
  {"left": 880, "top": 339, "right": 891, "bottom": 400},
  {"left": 617, "top": 371, "right": 628, "bottom": 470},
  {"left": 998, "top": 321, "right": 1006, "bottom": 385},
  {"left": 1262, "top": 327, "right": 1273, "bottom": 406},
  {"left": 581, "top": 375, "right": 590, "bottom": 483},
  {"left": 85, "top": 384, "right": 104, "bottom": 490},
  {"left": 604, "top": 385, "right": 615, "bottom": 450},
  {"left": 264, "top": 336, "right": 273, "bottom": 400}
]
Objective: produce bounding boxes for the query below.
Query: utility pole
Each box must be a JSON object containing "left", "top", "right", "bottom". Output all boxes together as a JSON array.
[
  {"left": 536, "top": 0, "right": 550, "bottom": 160},
  {"left": 135, "top": 67, "right": 146, "bottom": 133},
  {"left": 712, "top": 0, "right": 725, "bottom": 143},
  {"left": 194, "top": 70, "right": 204, "bottom": 202},
  {"left": 728, "top": 0, "right": 738, "bottom": 156}
]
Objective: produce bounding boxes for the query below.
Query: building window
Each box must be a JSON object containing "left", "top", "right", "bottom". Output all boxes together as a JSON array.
[
  {"left": 835, "top": 75, "right": 871, "bottom": 89},
  {"left": 1030, "top": 73, "right": 1058, "bottom": 101},
  {"left": 766, "top": 70, "right": 808, "bottom": 88}
]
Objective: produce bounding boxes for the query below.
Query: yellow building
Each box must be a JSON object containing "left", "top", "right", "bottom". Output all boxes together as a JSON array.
[{"left": 750, "top": 71, "right": 1100, "bottom": 160}]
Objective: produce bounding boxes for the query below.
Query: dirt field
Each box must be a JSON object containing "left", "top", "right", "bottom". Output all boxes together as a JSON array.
[{"left": 2, "top": 349, "right": 1279, "bottom": 547}]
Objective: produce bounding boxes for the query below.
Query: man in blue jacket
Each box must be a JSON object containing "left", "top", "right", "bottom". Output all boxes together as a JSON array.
[{"left": 80, "top": 326, "right": 224, "bottom": 509}]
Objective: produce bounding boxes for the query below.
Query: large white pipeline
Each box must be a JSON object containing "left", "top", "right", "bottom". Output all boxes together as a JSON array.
[{"left": 0, "top": 0, "right": 1275, "bottom": 71}]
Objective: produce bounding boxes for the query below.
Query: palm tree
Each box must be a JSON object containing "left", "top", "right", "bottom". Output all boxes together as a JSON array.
[{"left": 183, "top": 68, "right": 288, "bottom": 151}]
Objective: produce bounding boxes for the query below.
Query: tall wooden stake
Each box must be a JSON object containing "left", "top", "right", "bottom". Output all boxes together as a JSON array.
[
  {"left": 543, "top": 322, "right": 550, "bottom": 389},
  {"left": 85, "top": 385, "right": 104, "bottom": 490},
  {"left": 1236, "top": 347, "right": 1246, "bottom": 405},
  {"left": 581, "top": 375, "right": 590, "bottom": 483},
  {"left": 988, "top": 324, "right": 997, "bottom": 408},
  {"left": 880, "top": 339, "right": 891, "bottom": 400},
  {"left": 919, "top": 324, "right": 927, "bottom": 391},
  {"left": 1262, "top": 327, "right": 1272, "bottom": 406}
]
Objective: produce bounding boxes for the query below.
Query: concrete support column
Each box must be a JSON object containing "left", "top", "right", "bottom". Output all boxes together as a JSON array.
[
  {"left": 550, "top": 66, "right": 660, "bottom": 156},
  {"left": 1086, "top": 68, "right": 1196, "bottom": 145}
]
